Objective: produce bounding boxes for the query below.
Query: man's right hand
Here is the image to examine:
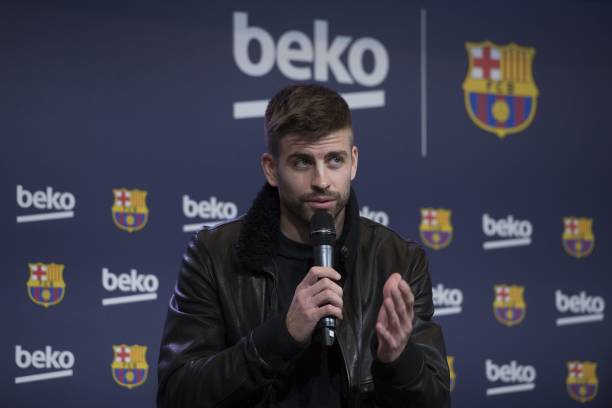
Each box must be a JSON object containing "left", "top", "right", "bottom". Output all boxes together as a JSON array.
[{"left": 286, "top": 266, "right": 343, "bottom": 344}]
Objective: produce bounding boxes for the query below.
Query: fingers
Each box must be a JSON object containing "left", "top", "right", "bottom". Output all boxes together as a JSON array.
[
  {"left": 382, "top": 272, "right": 402, "bottom": 298},
  {"left": 312, "top": 287, "right": 343, "bottom": 309},
  {"left": 376, "top": 321, "right": 398, "bottom": 350},
  {"left": 382, "top": 274, "right": 415, "bottom": 334},
  {"left": 384, "top": 296, "right": 401, "bottom": 331},
  {"left": 308, "top": 275, "right": 343, "bottom": 298},
  {"left": 317, "top": 303, "right": 343, "bottom": 321},
  {"left": 398, "top": 279, "right": 415, "bottom": 320},
  {"left": 303, "top": 266, "right": 341, "bottom": 286}
]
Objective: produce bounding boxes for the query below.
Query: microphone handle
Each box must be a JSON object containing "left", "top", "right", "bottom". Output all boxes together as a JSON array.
[{"left": 314, "top": 244, "right": 336, "bottom": 346}]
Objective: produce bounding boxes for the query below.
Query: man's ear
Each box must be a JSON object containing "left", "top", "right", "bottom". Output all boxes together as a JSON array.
[
  {"left": 261, "top": 153, "right": 278, "bottom": 186},
  {"left": 350, "top": 145, "right": 359, "bottom": 181}
]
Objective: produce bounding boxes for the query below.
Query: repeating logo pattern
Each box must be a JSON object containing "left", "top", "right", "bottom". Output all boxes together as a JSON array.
[
  {"left": 26, "top": 263, "right": 66, "bottom": 308},
  {"left": 111, "top": 344, "right": 149, "bottom": 389},
  {"left": 419, "top": 208, "right": 453, "bottom": 250},
  {"left": 112, "top": 189, "right": 149, "bottom": 233},
  {"left": 566, "top": 361, "right": 598, "bottom": 403},
  {"left": 462, "top": 41, "right": 538, "bottom": 138},
  {"left": 493, "top": 285, "right": 526, "bottom": 327},
  {"left": 562, "top": 217, "right": 594, "bottom": 258}
]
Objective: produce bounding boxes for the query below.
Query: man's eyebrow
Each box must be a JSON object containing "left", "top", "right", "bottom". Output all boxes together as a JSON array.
[
  {"left": 286, "top": 152, "right": 314, "bottom": 161},
  {"left": 324, "top": 151, "right": 348, "bottom": 160}
]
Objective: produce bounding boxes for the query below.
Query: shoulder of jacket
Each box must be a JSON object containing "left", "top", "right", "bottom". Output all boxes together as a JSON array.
[
  {"left": 359, "top": 216, "right": 425, "bottom": 256},
  {"left": 192, "top": 216, "right": 244, "bottom": 246}
]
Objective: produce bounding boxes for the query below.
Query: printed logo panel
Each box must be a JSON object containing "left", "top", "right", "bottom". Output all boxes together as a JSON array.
[
  {"left": 567, "top": 361, "right": 598, "bottom": 403},
  {"left": 562, "top": 217, "right": 594, "bottom": 258},
  {"left": 493, "top": 285, "right": 526, "bottom": 327},
  {"left": 462, "top": 41, "right": 538, "bottom": 139},
  {"left": 112, "top": 189, "right": 149, "bottom": 233},
  {"left": 419, "top": 208, "right": 453, "bottom": 250},
  {"left": 27, "top": 263, "right": 66, "bottom": 308},
  {"left": 111, "top": 344, "right": 149, "bottom": 389}
]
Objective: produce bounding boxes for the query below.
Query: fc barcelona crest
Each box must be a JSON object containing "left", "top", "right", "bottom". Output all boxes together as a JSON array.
[
  {"left": 493, "top": 284, "right": 526, "bottom": 327},
  {"left": 419, "top": 208, "right": 453, "bottom": 250},
  {"left": 26, "top": 263, "right": 66, "bottom": 308},
  {"left": 111, "top": 344, "right": 149, "bottom": 389},
  {"left": 447, "top": 356, "right": 456, "bottom": 392},
  {"left": 562, "top": 217, "right": 595, "bottom": 258},
  {"left": 567, "top": 361, "right": 598, "bottom": 403},
  {"left": 112, "top": 189, "right": 149, "bottom": 233},
  {"left": 462, "top": 41, "right": 539, "bottom": 139}
]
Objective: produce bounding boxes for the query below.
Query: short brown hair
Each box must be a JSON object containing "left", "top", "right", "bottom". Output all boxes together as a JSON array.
[{"left": 265, "top": 84, "right": 352, "bottom": 157}]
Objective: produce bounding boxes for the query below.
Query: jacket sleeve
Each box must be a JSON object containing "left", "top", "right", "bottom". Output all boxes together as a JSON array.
[
  {"left": 371, "top": 244, "right": 451, "bottom": 408},
  {"left": 156, "top": 234, "right": 303, "bottom": 407}
]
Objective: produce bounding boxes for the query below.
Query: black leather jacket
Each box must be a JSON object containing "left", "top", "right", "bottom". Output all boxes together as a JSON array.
[{"left": 157, "top": 184, "right": 450, "bottom": 407}]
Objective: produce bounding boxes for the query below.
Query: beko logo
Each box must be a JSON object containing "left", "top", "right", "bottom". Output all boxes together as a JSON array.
[
  {"left": 101, "top": 268, "right": 159, "bottom": 306},
  {"left": 485, "top": 359, "right": 536, "bottom": 396},
  {"left": 14, "top": 345, "right": 75, "bottom": 384},
  {"left": 555, "top": 290, "right": 605, "bottom": 326},
  {"left": 482, "top": 213, "right": 532, "bottom": 250},
  {"left": 232, "top": 11, "right": 389, "bottom": 119},
  {"left": 360, "top": 206, "right": 389, "bottom": 226},
  {"left": 432, "top": 284, "right": 463, "bottom": 317},
  {"left": 16, "top": 185, "right": 76, "bottom": 223},
  {"left": 182, "top": 194, "right": 239, "bottom": 233}
]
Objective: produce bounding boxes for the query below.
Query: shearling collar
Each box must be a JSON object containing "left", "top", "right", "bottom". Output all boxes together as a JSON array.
[{"left": 236, "top": 183, "right": 360, "bottom": 275}]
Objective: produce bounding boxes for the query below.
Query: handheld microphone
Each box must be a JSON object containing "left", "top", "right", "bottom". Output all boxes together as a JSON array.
[{"left": 310, "top": 210, "right": 337, "bottom": 347}]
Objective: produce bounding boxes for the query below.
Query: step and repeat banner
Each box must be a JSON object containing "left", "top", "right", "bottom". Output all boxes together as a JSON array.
[{"left": 3, "top": 1, "right": 611, "bottom": 407}]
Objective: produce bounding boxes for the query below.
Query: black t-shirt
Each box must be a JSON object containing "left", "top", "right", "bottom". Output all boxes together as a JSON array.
[{"left": 272, "top": 232, "right": 344, "bottom": 408}]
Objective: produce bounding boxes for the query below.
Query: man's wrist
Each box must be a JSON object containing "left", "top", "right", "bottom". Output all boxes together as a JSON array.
[
  {"left": 252, "top": 312, "right": 308, "bottom": 371},
  {"left": 372, "top": 338, "right": 425, "bottom": 386}
]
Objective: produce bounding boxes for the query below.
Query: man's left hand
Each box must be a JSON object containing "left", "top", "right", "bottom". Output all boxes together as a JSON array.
[{"left": 375, "top": 273, "right": 415, "bottom": 363}]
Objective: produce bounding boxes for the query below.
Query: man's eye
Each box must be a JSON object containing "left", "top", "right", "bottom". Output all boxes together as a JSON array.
[
  {"left": 293, "top": 158, "right": 311, "bottom": 168},
  {"left": 329, "top": 156, "right": 345, "bottom": 166}
]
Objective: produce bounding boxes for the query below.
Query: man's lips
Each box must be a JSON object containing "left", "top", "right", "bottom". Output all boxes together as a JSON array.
[
  {"left": 307, "top": 197, "right": 335, "bottom": 203},
  {"left": 305, "top": 198, "right": 336, "bottom": 209}
]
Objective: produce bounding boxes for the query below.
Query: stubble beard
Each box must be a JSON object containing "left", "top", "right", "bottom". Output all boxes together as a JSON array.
[{"left": 282, "top": 187, "right": 350, "bottom": 228}]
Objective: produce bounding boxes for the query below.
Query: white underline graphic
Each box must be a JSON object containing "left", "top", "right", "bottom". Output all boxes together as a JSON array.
[
  {"left": 433, "top": 306, "right": 462, "bottom": 317},
  {"left": 482, "top": 238, "right": 531, "bottom": 250},
  {"left": 486, "top": 383, "right": 535, "bottom": 396},
  {"left": 233, "top": 90, "right": 385, "bottom": 119},
  {"left": 101, "top": 293, "right": 157, "bottom": 306},
  {"left": 182, "top": 221, "right": 225, "bottom": 233},
  {"left": 556, "top": 314, "right": 604, "bottom": 326},
  {"left": 15, "top": 369, "right": 73, "bottom": 384},
  {"left": 17, "top": 211, "right": 74, "bottom": 223}
]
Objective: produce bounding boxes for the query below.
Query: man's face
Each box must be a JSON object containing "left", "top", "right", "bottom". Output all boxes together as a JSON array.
[{"left": 263, "top": 127, "right": 358, "bottom": 229}]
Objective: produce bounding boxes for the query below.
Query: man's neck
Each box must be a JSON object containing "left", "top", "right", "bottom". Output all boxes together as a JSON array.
[{"left": 280, "top": 206, "right": 345, "bottom": 244}]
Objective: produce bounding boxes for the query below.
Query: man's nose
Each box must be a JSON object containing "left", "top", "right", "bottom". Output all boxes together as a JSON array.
[{"left": 312, "top": 163, "right": 330, "bottom": 191}]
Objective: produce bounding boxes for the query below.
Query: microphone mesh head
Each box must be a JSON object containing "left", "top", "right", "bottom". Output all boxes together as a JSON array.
[{"left": 310, "top": 210, "right": 336, "bottom": 246}]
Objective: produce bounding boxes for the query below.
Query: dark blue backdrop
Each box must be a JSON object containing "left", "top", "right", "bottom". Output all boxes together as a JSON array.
[{"left": 3, "top": 0, "right": 611, "bottom": 406}]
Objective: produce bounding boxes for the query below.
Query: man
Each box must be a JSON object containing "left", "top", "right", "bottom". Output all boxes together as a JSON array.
[{"left": 157, "top": 84, "right": 450, "bottom": 407}]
